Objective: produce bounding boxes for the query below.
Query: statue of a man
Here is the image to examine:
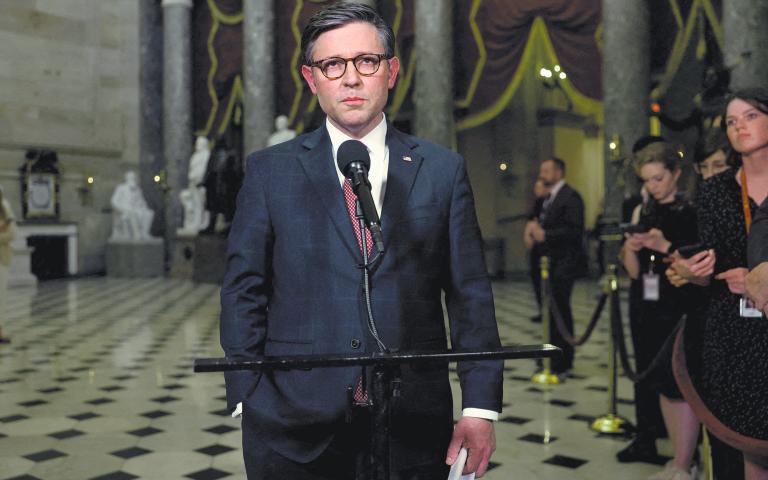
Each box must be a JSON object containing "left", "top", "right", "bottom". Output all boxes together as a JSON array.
[
  {"left": 267, "top": 115, "right": 296, "bottom": 146},
  {"left": 110, "top": 171, "right": 155, "bottom": 242},
  {"left": 179, "top": 136, "right": 211, "bottom": 235}
]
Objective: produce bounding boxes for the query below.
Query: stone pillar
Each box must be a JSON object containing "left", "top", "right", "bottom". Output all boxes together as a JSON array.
[
  {"left": 723, "top": 0, "right": 768, "bottom": 90},
  {"left": 243, "top": 0, "right": 275, "bottom": 156},
  {"left": 161, "top": 0, "right": 193, "bottom": 267},
  {"left": 139, "top": 0, "right": 164, "bottom": 237},
  {"left": 413, "top": 0, "right": 454, "bottom": 148},
  {"left": 601, "top": 0, "right": 650, "bottom": 229}
]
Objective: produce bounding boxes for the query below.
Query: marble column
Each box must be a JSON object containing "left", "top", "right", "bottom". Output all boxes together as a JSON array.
[
  {"left": 162, "top": 0, "right": 193, "bottom": 266},
  {"left": 243, "top": 0, "right": 275, "bottom": 156},
  {"left": 723, "top": 0, "right": 768, "bottom": 90},
  {"left": 601, "top": 0, "right": 650, "bottom": 228},
  {"left": 413, "top": 0, "right": 454, "bottom": 149},
  {"left": 139, "top": 0, "right": 164, "bottom": 237}
]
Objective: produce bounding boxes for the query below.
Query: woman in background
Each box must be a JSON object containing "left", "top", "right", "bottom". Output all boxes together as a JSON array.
[
  {"left": 670, "top": 87, "right": 768, "bottom": 479},
  {"left": 621, "top": 141, "right": 701, "bottom": 480}
]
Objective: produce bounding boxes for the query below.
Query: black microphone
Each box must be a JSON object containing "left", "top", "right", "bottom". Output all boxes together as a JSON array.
[{"left": 337, "top": 140, "right": 385, "bottom": 253}]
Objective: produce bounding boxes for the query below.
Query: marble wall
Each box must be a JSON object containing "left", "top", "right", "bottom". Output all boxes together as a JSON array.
[{"left": 0, "top": 0, "right": 141, "bottom": 274}]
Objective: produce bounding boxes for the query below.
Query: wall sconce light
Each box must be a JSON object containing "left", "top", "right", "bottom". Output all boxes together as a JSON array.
[
  {"left": 154, "top": 169, "right": 170, "bottom": 194},
  {"left": 77, "top": 174, "right": 95, "bottom": 206},
  {"left": 499, "top": 162, "right": 508, "bottom": 172},
  {"left": 539, "top": 64, "right": 573, "bottom": 111},
  {"left": 609, "top": 134, "right": 622, "bottom": 162}
]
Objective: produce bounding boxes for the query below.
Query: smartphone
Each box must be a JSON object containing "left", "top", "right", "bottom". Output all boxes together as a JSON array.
[
  {"left": 619, "top": 223, "right": 649, "bottom": 235},
  {"left": 678, "top": 243, "right": 707, "bottom": 259}
]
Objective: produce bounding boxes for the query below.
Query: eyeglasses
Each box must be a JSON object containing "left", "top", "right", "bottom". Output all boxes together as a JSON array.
[{"left": 309, "top": 53, "right": 391, "bottom": 80}]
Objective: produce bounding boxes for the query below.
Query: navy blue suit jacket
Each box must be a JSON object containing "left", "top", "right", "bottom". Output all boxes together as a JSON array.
[{"left": 220, "top": 125, "right": 502, "bottom": 464}]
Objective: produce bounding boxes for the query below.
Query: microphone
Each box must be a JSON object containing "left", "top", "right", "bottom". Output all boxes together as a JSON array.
[{"left": 337, "top": 140, "right": 385, "bottom": 253}]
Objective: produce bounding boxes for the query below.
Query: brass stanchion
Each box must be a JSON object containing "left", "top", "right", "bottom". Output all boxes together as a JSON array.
[
  {"left": 590, "top": 263, "right": 632, "bottom": 433},
  {"left": 701, "top": 426, "right": 713, "bottom": 480},
  {"left": 532, "top": 256, "right": 560, "bottom": 385}
]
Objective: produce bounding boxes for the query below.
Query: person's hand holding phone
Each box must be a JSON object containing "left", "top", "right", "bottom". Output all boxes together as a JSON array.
[
  {"left": 670, "top": 249, "right": 716, "bottom": 286},
  {"left": 641, "top": 228, "right": 671, "bottom": 253}
]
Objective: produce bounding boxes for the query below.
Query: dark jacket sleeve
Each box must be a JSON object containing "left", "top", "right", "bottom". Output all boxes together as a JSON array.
[
  {"left": 219, "top": 153, "right": 274, "bottom": 411},
  {"left": 748, "top": 200, "right": 768, "bottom": 269},
  {"left": 443, "top": 155, "right": 503, "bottom": 413}
]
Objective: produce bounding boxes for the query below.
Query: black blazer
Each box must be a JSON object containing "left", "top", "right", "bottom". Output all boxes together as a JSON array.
[
  {"left": 748, "top": 199, "right": 768, "bottom": 268},
  {"left": 219, "top": 125, "right": 503, "bottom": 464},
  {"left": 539, "top": 183, "right": 588, "bottom": 279}
]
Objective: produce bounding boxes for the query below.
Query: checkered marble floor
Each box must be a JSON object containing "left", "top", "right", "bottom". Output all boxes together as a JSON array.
[{"left": 0, "top": 276, "right": 683, "bottom": 479}]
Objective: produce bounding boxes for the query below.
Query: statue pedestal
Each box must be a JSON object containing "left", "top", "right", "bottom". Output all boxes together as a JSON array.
[
  {"left": 192, "top": 234, "right": 227, "bottom": 284},
  {"left": 8, "top": 236, "right": 37, "bottom": 288},
  {"left": 170, "top": 233, "right": 195, "bottom": 280},
  {"left": 106, "top": 239, "right": 164, "bottom": 277},
  {"left": 169, "top": 233, "right": 227, "bottom": 284}
]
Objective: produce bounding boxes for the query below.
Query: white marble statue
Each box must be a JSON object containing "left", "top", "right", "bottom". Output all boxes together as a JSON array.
[
  {"left": 267, "top": 115, "right": 296, "bottom": 146},
  {"left": 178, "top": 136, "right": 211, "bottom": 235},
  {"left": 110, "top": 171, "right": 156, "bottom": 242}
]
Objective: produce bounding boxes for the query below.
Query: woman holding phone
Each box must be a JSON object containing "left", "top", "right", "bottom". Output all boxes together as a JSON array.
[
  {"left": 620, "top": 141, "right": 701, "bottom": 480},
  {"left": 669, "top": 87, "right": 768, "bottom": 479}
]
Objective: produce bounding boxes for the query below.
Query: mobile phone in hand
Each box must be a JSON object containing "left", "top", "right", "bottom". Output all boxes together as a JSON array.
[
  {"left": 677, "top": 243, "right": 707, "bottom": 259},
  {"left": 619, "top": 223, "right": 649, "bottom": 235}
]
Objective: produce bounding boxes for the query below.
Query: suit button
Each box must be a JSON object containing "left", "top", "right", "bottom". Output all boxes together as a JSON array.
[{"left": 350, "top": 339, "right": 361, "bottom": 349}]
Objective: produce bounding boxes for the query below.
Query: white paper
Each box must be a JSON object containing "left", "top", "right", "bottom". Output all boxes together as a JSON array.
[{"left": 447, "top": 447, "right": 475, "bottom": 480}]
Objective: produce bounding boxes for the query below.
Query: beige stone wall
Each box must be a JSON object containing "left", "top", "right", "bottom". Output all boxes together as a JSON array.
[{"left": 0, "top": 0, "right": 141, "bottom": 274}]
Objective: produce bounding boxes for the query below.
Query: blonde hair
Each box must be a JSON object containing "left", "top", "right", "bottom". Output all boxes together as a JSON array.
[{"left": 634, "top": 141, "right": 681, "bottom": 174}]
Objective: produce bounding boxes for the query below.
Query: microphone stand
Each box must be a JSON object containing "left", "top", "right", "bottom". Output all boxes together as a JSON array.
[{"left": 357, "top": 199, "right": 392, "bottom": 479}]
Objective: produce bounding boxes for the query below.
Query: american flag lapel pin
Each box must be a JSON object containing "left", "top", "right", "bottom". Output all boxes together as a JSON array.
[{"left": 402, "top": 155, "right": 412, "bottom": 162}]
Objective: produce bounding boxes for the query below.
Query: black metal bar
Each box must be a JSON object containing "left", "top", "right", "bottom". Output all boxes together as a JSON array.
[{"left": 193, "top": 344, "right": 560, "bottom": 372}]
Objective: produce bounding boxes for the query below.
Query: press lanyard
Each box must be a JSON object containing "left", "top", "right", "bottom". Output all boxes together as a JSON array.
[{"left": 740, "top": 167, "right": 752, "bottom": 234}]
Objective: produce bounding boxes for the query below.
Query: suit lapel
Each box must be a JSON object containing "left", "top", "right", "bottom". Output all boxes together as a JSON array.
[
  {"left": 380, "top": 128, "right": 423, "bottom": 249},
  {"left": 297, "top": 127, "right": 359, "bottom": 258}
]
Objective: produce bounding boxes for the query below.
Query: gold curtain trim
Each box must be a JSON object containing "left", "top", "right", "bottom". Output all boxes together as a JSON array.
[
  {"left": 287, "top": 0, "right": 306, "bottom": 126},
  {"left": 199, "top": 0, "right": 243, "bottom": 136},
  {"left": 651, "top": 0, "right": 723, "bottom": 100},
  {"left": 457, "top": 16, "right": 601, "bottom": 132},
  {"left": 455, "top": 0, "right": 486, "bottom": 109}
]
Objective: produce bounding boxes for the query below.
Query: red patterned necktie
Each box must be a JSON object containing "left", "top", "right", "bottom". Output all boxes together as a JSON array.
[
  {"left": 343, "top": 179, "right": 371, "bottom": 403},
  {"left": 343, "top": 179, "right": 373, "bottom": 256}
]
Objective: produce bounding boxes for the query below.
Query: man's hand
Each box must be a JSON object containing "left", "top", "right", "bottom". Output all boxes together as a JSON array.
[
  {"left": 446, "top": 417, "right": 495, "bottom": 477},
  {"left": 714, "top": 267, "right": 749, "bottom": 295},
  {"left": 523, "top": 221, "right": 536, "bottom": 250},
  {"left": 746, "top": 262, "right": 768, "bottom": 313},
  {"left": 530, "top": 222, "right": 546, "bottom": 243}
]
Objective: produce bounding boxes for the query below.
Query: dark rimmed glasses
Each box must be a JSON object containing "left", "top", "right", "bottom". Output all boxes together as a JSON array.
[{"left": 308, "top": 53, "right": 392, "bottom": 80}]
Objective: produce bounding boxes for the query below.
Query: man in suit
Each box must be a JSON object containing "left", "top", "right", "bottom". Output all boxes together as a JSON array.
[
  {"left": 219, "top": 4, "right": 503, "bottom": 479},
  {"left": 528, "top": 158, "right": 587, "bottom": 374},
  {"left": 746, "top": 200, "right": 768, "bottom": 315}
]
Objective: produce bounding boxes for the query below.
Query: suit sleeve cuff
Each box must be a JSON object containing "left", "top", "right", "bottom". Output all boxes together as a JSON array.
[{"left": 462, "top": 408, "right": 499, "bottom": 421}]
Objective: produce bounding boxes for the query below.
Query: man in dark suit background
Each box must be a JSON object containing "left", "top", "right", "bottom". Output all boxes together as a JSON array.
[
  {"left": 219, "top": 4, "right": 503, "bottom": 479},
  {"left": 528, "top": 158, "right": 588, "bottom": 374}
]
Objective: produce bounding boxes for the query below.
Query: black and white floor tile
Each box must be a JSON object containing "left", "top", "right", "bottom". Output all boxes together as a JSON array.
[{"left": 0, "top": 277, "right": 682, "bottom": 479}]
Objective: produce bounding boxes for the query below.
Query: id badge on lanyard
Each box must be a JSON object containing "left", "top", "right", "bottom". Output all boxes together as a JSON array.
[
  {"left": 737, "top": 168, "right": 762, "bottom": 318},
  {"left": 643, "top": 254, "right": 660, "bottom": 301}
]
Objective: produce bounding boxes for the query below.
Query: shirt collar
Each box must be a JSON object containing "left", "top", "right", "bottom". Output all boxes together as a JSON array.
[
  {"left": 548, "top": 179, "right": 566, "bottom": 201},
  {"left": 327, "top": 114, "right": 388, "bottom": 169}
]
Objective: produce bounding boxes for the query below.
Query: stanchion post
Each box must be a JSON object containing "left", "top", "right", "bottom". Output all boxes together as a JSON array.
[
  {"left": 532, "top": 256, "right": 560, "bottom": 385},
  {"left": 590, "top": 263, "right": 632, "bottom": 434}
]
